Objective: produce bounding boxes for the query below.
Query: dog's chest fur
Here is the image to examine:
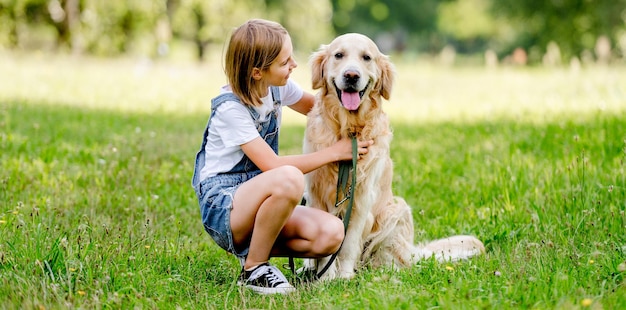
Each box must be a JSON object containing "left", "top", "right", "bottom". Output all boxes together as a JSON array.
[{"left": 305, "top": 106, "right": 393, "bottom": 219}]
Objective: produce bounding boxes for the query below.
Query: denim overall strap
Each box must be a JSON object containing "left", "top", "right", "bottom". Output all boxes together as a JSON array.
[
  {"left": 190, "top": 87, "right": 281, "bottom": 192},
  {"left": 227, "top": 86, "right": 281, "bottom": 173},
  {"left": 191, "top": 92, "right": 240, "bottom": 191}
]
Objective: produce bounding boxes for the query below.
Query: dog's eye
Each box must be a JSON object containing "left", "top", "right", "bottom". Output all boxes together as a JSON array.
[
  {"left": 363, "top": 54, "right": 371, "bottom": 61},
  {"left": 334, "top": 53, "right": 344, "bottom": 59}
]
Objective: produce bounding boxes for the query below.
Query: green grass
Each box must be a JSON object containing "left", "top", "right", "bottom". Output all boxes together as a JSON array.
[{"left": 1, "top": 52, "right": 625, "bottom": 309}]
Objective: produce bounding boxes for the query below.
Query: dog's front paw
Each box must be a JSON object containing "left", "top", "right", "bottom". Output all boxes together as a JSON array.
[
  {"left": 321, "top": 264, "right": 355, "bottom": 280},
  {"left": 337, "top": 269, "right": 356, "bottom": 279},
  {"left": 317, "top": 265, "right": 341, "bottom": 281}
]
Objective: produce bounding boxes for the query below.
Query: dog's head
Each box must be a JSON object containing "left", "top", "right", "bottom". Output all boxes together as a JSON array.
[{"left": 311, "top": 33, "right": 394, "bottom": 112}]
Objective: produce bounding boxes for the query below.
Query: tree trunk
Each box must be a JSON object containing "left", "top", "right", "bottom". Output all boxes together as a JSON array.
[{"left": 64, "top": 0, "right": 81, "bottom": 54}]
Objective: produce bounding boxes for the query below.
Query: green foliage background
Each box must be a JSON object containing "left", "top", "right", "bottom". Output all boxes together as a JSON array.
[{"left": 1, "top": 0, "right": 625, "bottom": 63}]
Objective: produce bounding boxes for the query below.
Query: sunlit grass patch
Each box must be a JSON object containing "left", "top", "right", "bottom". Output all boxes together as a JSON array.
[{"left": 2, "top": 51, "right": 625, "bottom": 123}]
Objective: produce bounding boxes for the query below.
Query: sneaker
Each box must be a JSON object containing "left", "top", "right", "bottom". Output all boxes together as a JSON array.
[
  {"left": 237, "top": 263, "right": 296, "bottom": 295},
  {"left": 237, "top": 256, "right": 246, "bottom": 268}
]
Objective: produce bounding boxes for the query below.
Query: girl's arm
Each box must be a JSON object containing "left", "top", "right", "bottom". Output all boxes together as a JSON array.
[
  {"left": 287, "top": 92, "right": 315, "bottom": 116},
  {"left": 241, "top": 136, "right": 371, "bottom": 174}
]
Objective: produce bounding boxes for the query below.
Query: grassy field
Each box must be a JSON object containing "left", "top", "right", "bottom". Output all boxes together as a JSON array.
[{"left": 1, "top": 51, "right": 625, "bottom": 309}]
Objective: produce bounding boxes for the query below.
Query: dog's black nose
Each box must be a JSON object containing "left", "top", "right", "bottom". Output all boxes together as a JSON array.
[{"left": 343, "top": 70, "right": 360, "bottom": 86}]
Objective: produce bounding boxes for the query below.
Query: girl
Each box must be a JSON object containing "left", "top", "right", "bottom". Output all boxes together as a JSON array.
[{"left": 191, "top": 19, "right": 372, "bottom": 295}]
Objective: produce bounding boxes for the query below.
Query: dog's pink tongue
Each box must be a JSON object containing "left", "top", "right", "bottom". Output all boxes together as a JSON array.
[{"left": 341, "top": 91, "right": 361, "bottom": 110}]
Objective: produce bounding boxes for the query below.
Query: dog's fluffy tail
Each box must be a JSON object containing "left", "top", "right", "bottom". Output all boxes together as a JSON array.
[{"left": 412, "top": 235, "right": 485, "bottom": 262}]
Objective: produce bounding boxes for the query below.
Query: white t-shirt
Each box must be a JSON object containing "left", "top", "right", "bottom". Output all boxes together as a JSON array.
[{"left": 199, "top": 79, "right": 304, "bottom": 180}]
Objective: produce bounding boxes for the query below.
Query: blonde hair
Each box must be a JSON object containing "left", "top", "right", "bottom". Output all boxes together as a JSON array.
[{"left": 225, "top": 19, "right": 288, "bottom": 107}]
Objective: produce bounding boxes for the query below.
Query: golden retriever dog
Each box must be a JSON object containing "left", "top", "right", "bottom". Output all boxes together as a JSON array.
[{"left": 303, "top": 33, "right": 485, "bottom": 280}]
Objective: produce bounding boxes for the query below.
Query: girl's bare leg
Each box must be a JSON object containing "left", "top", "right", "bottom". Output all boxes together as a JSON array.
[
  {"left": 271, "top": 206, "right": 344, "bottom": 258},
  {"left": 231, "top": 165, "right": 344, "bottom": 269},
  {"left": 231, "top": 165, "right": 303, "bottom": 269}
]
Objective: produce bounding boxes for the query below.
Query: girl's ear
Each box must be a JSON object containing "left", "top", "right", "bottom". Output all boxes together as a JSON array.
[
  {"left": 310, "top": 44, "right": 328, "bottom": 90},
  {"left": 252, "top": 67, "right": 263, "bottom": 81}
]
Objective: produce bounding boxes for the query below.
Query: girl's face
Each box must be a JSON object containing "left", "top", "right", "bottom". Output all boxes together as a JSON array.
[{"left": 264, "top": 35, "right": 297, "bottom": 86}]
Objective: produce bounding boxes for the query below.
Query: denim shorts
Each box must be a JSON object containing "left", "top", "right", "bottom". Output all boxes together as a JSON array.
[{"left": 196, "top": 171, "right": 260, "bottom": 258}]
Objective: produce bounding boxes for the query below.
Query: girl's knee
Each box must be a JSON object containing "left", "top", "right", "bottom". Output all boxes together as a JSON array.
[
  {"left": 277, "top": 165, "right": 304, "bottom": 182},
  {"left": 318, "top": 217, "right": 344, "bottom": 254},
  {"left": 273, "top": 166, "right": 305, "bottom": 199}
]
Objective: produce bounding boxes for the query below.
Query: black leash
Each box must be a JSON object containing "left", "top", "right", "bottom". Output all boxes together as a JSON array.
[
  {"left": 314, "top": 136, "right": 357, "bottom": 278},
  {"left": 287, "top": 136, "right": 357, "bottom": 279}
]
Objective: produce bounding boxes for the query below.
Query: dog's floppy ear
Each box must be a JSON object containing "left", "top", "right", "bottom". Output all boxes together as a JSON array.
[
  {"left": 375, "top": 54, "right": 395, "bottom": 100},
  {"left": 310, "top": 44, "right": 328, "bottom": 90}
]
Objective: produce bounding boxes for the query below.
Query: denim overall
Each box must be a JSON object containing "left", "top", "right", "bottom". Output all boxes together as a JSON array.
[{"left": 191, "top": 87, "right": 281, "bottom": 257}]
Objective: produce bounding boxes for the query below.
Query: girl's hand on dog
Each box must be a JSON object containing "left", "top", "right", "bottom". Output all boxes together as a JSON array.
[{"left": 332, "top": 138, "right": 373, "bottom": 161}]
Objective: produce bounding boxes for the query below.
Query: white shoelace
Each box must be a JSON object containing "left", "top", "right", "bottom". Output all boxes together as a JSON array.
[{"left": 249, "top": 265, "right": 288, "bottom": 287}]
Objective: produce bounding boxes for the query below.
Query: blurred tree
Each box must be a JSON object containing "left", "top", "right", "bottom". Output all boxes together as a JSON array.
[
  {"left": 0, "top": 0, "right": 164, "bottom": 55},
  {"left": 0, "top": 0, "right": 49, "bottom": 48},
  {"left": 437, "top": 0, "right": 501, "bottom": 53},
  {"left": 263, "top": 0, "right": 334, "bottom": 54},
  {"left": 47, "top": 0, "right": 81, "bottom": 53},
  {"left": 0, "top": 0, "right": 332, "bottom": 59},
  {"left": 0, "top": 0, "right": 19, "bottom": 47},
  {"left": 330, "top": 0, "right": 443, "bottom": 53},
  {"left": 2, "top": 0, "right": 624, "bottom": 63},
  {"left": 81, "top": 1, "right": 163, "bottom": 56},
  {"left": 169, "top": 0, "right": 332, "bottom": 61},
  {"left": 169, "top": 0, "right": 266, "bottom": 61},
  {"left": 491, "top": 0, "right": 626, "bottom": 63}
]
